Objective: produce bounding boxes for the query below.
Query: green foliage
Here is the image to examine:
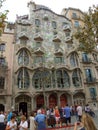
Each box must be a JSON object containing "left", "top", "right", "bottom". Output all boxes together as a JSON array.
[
  {"left": 0, "top": 0, "right": 8, "bottom": 35},
  {"left": 74, "top": 5, "right": 98, "bottom": 53}
]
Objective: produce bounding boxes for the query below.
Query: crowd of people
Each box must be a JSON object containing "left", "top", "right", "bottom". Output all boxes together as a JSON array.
[{"left": 0, "top": 103, "right": 97, "bottom": 130}]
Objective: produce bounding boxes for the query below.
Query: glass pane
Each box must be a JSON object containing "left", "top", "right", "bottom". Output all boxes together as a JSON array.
[{"left": 18, "top": 50, "right": 29, "bottom": 65}]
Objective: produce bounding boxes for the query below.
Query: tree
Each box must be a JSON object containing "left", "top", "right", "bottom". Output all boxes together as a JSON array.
[
  {"left": 74, "top": 5, "right": 98, "bottom": 53},
  {"left": 0, "top": 0, "right": 8, "bottom": 35}
]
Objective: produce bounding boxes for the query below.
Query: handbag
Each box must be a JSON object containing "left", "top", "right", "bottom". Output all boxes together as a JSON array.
[{"left": 5, "top": 125, "right": 11, "bottom": 130}]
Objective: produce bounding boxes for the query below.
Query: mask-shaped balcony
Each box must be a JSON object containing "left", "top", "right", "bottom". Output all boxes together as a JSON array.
[
  {"left": 34, "top": 46, "right": 45, "bottom": 55},
  {"left": 53, "top": 35, "right": 61, "bottom": 42},
  {"left": 54, "top": 48, "right": 63, "bottom": 55},
  {"left": 63, "top": 25, "right": 71, "bottom": 32},
  {"left": 65, "top": 36, "right": 72, "bottom": 43},
  {"left": 34, "top": 33, "right": 43, "bottom": 41},
  {"left": 19, "top": 32, "right": 29, "bottom": 40}
]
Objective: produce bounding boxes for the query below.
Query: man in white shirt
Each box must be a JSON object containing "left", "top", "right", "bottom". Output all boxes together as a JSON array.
[
  {"left": 0, "top": 111, "right": 5, "bottom": 130},
  {"left": 76, "top": 104, "right": 82, "bottom": 122}
]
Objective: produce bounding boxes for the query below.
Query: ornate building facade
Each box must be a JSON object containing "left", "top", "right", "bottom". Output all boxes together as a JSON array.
[{"left": 0, "top": 1, "right": 98, "bottom": 113}]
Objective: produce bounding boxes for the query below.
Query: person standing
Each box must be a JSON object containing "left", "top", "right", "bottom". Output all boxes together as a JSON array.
[
  {"left": 35, "top": 109, "right": 46, "bottom": 130},
  {"left": 63, "top": 104, "right": 71, "bottom": 126},
  {"left": 77, "top": 104, "right": 82, "bottom": 122},
  {"left": 0, "top": 111, "right": 5, "bottom": 130},
  {"left": 5, "top": 114, "right": 17, "bottom": 130},
  {"left": 18, "top": 115, "right": 28, "bottom": 130},
  {"left": 29, "top": 111, "right": 36, "bottom": 130},
  {"left": 7, "top": 109, "right": 13, "bottom": 122},
  {"left": 74, "top": 113, "right": 97, "bottom": 130}
]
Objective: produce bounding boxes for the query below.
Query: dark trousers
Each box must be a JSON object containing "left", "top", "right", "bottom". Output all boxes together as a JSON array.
[{"left": 0, "top": 123, "right": 5, "bottom": 130}]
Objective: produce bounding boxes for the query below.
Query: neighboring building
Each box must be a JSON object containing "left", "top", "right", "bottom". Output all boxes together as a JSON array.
[
  {"left": 62, "top": 7, "right": 98, "bottom": 110},
  {"left": 0, "top": 22, "right": 14, "bottom": 111},
  {"left": 0, "top": 1, "right": 98, "bottom": 113},
  {"left": 61, "top": 7, "right": 84, "bottom": 31}
]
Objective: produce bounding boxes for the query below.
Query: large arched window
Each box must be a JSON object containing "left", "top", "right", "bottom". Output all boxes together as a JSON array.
[
  {"left": 72, "top": 69, "right": 82, "bottom": 87},
  {"left": 18, "top": 50, "right": 29, "bottom": 65},
  {"left": 70, "top": 52, "right": 78, "bottom": 67},
  {"left": 33, "top": 70, "right": 51, "bottom": 89},
  {"left": 56, "top": 69, "right": 70, "bottom": 88},
  {"left": 17, "top": 68, "right": 29, "bottom": 89}
]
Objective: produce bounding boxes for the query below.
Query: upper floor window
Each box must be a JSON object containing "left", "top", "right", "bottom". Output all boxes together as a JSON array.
[
  {"left": 34, "top": 56, "right": 44, "bottom": 63},
  {"left": 20, "top": 39, "right": 27, "bottom": 44},
  {"left": 0, "top": 58, "right": 5, "bottom": 65},
  {"left": 21, "top": 26, "right": 27, "bottom": 32},
  {"left": 52, "top": 21, "right": 57, "bottom": 29},
  {"left": 55, "top": 56, "right": 64, "bottom": 64},
  {"left": 33, "top": 70, "right": 51, "bottom": 89},
  {"left": 18, "top": 50, "right": 29, "bottom": 65},
  {"left": 89, "top": 87, "right": 97, "bottom": 99},
  {"left": 56, "top": 69, "right": 70, "bottom": 88},
  {"left": 82, "top": 53, "right": 88, "bottom": 61},
  {"left": 72, "top": 69, "right": 82, "bottom": 87},
  {"left": 35, "top": 19, "right": 40, "bottom": 27},
  {"left": 74, "top": 21, "right": 79, "bottom": 27},
  {"left": 0, "top": 77, "right": 5, "bottom": 89},
  {"left": 0, "top": 43, "right": 5, "bottom": 51},
  {"left": 85, "top": 69, "right": 92, "bottom": 79},
  {"left": 70, "top": 53, "right": 78, "bottom": 67},
  {"left": 17, "top": 68, "right": 30, "bottom": 89},
  {"left": 36, "top": 42, "right": 42, "bottom": 48},
  {"left": 62, "top": 22, "right": 68, "bottom": 27},
  {"left": 72, "top": 13, "right": 77, "bottom": 18}
]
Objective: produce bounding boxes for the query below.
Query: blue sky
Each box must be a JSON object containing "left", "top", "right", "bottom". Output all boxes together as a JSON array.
[{"left": 1, "top": 0, "right": 98, "bottom": 22}]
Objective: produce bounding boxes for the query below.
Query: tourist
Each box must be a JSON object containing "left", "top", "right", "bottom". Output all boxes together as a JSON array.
[
  {"left": 0, "top": 111, "right": 5, "bottom": 130},
  {"left": 77, "top": 104, "right": 82, "bottom": 122},
  {"left": 5, "top": 114, "right": 17, "bottom": 130},
  {"left": 74, "top": 113, "right": 97, "bottom": 130},
  {"left": 18, "top": 115, "right": 28, "bottom": 130},
  {"left": 63, "top": 104, "right": 71, "bottom": 126},
  {"left": 29, "top": 111, "right": 36, "bottom": 130},
  {"left": 35, "top": 109, "right": 46, "bottom": 130},
  {"left": 54, "top": 106, "right": 61, "bottom": 127}
]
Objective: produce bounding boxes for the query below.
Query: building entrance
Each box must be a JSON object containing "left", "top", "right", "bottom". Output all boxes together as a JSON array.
[
  {"left": 19, "top": 102, "right": 27, "bottom": 115},
  {"left": 0, "top": 104, "right": 4, "bottom": 111}
]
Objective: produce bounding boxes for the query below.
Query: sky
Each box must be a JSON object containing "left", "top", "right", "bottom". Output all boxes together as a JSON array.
[{"left": 1, "top": 0, "right": 98, "bottom": 22}]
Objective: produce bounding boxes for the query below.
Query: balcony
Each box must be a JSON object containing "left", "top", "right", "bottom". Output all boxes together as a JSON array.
[
  {"left": 86, "top": 77, "right": 96, "bottom": 83},
  {"left": 54, "top": 48, "right": 63, "bottom": 55},
  {"left": 65, "top": 36, "right": 72, "bottom": 43},
  {"left": 63, "top": 25, "right": 71, "bottom": 32},
  {"left": 82, "top": 58, "right": 92, "bottom": 63},
  {"left": 34, "top": 33, "right": 43, "bottom": 41},
  {"left": 19, "top": 32, "right": 29, "bottom": 40},
  {"left": 53, "top": 35, "right": 61, "bottom": 42},
  {"left": 34, "top": 46, "right": 45, "bottom": 54}
]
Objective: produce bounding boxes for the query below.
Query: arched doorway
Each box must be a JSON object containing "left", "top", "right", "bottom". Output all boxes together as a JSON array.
[
  {"left": 0, "top": 104, "right": 4, "bottom": 112},
  {"left": 60, "top": 94, "right": 67, "bottom": 107},
  {"left": 73, "top": 92, "right": 85, "bottom": 105},
  {"left": 15, "top": 94, "right": 31, "bottom": 115},
  {"left": 36, "top": 95, "right": 44, "bottom": 109},
  {"left": 19, "top": 102, "right": 27, "bottom": 115},
  {"left": 49, "top": 94, "right": 57, "bottom": 108}
]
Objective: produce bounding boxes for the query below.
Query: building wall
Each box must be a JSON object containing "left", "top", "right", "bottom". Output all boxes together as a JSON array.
[{"left": 0, "top": 22, "right": 14, "bottom": 111}]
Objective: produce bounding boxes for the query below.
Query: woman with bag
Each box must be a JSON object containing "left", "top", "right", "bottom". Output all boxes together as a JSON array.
[
  {"left": 5, "top": 114, "right": 17, "bottom": 130},
  {"left": 18, "top": 115, "right": 28, "bottom": 130}
]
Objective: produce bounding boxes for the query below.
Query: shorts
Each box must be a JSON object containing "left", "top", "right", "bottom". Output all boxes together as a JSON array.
[{"left": 55, "top": 117, "right": 60, "bottom": 122}]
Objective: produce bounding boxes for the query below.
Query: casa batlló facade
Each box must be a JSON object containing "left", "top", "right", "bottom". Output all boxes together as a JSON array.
[{"left": 0, "top": 1, "right": 98, "bottom": 114}]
